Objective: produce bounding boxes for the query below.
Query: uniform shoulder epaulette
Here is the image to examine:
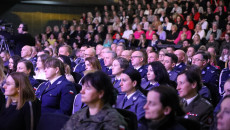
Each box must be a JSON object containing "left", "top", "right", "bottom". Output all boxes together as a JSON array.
[{"left": 200, "top": 97, "right": 212, "bottom": 106}]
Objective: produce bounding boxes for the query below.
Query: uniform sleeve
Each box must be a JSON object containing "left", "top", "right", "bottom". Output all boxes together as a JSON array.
[
  {"left": 58, "top": 83, "right": 77, "bottom": 116},
  {"left": 200, "top": 105, "right": 213, "bottom": 129}
]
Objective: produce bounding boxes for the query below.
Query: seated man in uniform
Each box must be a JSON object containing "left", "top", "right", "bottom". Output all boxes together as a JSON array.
[
  {"left": 177, "top": 69, "right": 213, "bottom": 129},
  {"left": 163, "top": 53, "right": 178, "bottom": 82},
  {"left": 102, "top": 50, "right": 117, "bottom": 76},
  {"left": 131, "top": 50, "right": 148, "bottom": 79},
  {"left": 192, "top": 51, "right": 220, "bottom": 106},
  {"left": 174, "top": 49, "right": 187, "bottom": 73}
]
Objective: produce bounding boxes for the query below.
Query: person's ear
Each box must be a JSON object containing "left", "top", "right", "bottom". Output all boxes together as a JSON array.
[
  {"left": 98, "top": 90, "right": 104, "bottom": 99},
  {"left": 191, "top": 82, "right": 197, "bottom": 89},
  {"left": 55, "top": 67, "right": 60, "bottom": 74},
  {"left": 172, "top": 62, "right": 176, "bottom": 68},
  {"left": 132, "top": 80, "right": 137, "bottom": 88},
  {"left": 163, "top": 106, "right": 172, "bottom": 116}
]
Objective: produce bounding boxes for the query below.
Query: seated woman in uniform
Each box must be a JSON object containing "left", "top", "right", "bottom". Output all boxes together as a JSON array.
[
  {"left": 63, "top": 71, "right": 127, "bottom": 130},
  {"left": 116, "top": 67, "right": 147, "bottom": 129},
  {"left": 111, "top": 57, "right": 129, "bottom": 94},
  {"left": 16, "top": 59, "right": 40, "bottom": 90},
  {"left": 141, "top": 61, "right": 170, "bottom": 91},
  {"left": 35, "top": 57, "right": 76, "bottom": 116},
  {"left": 144, "top": 85, "right": 186, "bottom": 129},
  {"left": 0, "top": 72, "right": 40, "bottom": 130}
]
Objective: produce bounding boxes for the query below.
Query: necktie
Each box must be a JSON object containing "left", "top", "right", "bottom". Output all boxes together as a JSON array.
[
  {"left": 183, "top": 99, "right": 187, "bottom": 107},
  {"left": 122, "top": 97, "right": 128, "bottom": 108},
  {"left": 45, "top": 81, "right": 51, "bottom": 91}
]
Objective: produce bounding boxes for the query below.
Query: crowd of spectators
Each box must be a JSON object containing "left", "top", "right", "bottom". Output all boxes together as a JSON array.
[{"left": 1, "top": 0, "right": 230, "bottom": 129}]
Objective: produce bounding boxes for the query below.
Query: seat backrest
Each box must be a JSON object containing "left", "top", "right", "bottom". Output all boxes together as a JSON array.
[
  {"left": 116, "top": 108, "right": 138, "bottom": 130},
  {"left": 36, "top": 113, "right": 70, "bottom": 130}
]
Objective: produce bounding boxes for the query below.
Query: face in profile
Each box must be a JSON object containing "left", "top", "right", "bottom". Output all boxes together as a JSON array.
[
  {"left": 217, "top": 97, "right": 230, "bottom": 130},
  {"left": 80, "top": 82, "right": 103, "bottom": 105},
  {"left": 3, "top": 75, "right": 19, "bottom": 98},
  {"left": 16, "top": 62, "right": 30, "bottom": 76},
  {"left": 112, "top": 60, "right": 123, "bottom": 76},
  {"left": 8, "top": 58, "right": 14, "bottom": 70},
  {"left": 85, "top": 60, "right": 94, "bottom": 71},
  {"left": 144, "top": 91, "right": 168, "bottom": 120},
  {"left": 147, "top": 65, "right": 156, "bottom": 82}
]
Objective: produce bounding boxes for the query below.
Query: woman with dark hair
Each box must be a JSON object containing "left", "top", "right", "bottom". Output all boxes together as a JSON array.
[
  {"left": 35, "top": 57, "right": 76, "bottom": 116},
  {"left": 34, "top": 54, "right": 50, "bottom": 80},
  {"left": 144, "top": 85, "right": 186, "bottom": 129},
  {"left": 0, "top": 72, "right": 40, "bottom": 130},
  {"left": 116, "top": 67, "right": 147, "bottom": 129},
  {"left": 111, "top": 57, "right": 129, "bottom": 94},
  {"left": 141, "top": 61, "right": 170, "bottom": 91},
  {"left": 63, "top": 71, "right": 127, "bottom": 129},
  {"left": 16, "top": 59, "right": 40, "bottom": 90},
  {"left": 7, "top": 55, "right": 21, "bottom": 75}
]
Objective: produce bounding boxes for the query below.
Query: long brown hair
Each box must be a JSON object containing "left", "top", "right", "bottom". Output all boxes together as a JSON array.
[{"left": 6, "top": 72, "right": 36, "bottom": 110}]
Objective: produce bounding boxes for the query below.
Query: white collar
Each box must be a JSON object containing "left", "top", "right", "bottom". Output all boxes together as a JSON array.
[
  {"left": 185, "top": 94, "right": 198, "bottom": 105},
  {"left": 50, "top": 75, "right": 62, "bottom": 85},
  {"left": 126, "top": 91, "right": 136, "bottom": 100}
]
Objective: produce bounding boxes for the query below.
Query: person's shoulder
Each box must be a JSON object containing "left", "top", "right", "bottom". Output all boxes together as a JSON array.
[{"left": 196, "top": 96, "right": 213, "bottom": 109}]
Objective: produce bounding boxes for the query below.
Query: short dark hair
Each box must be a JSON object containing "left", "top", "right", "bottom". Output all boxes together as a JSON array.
[
  {"left": 165, "top": 53, "right": 178, "bottom": 64},
  {"left": 123, "top": 67, "right": 141, "bottom": 90},
  {"left": 150, "top": 85, "right": 185, "bottom": 117},
  {"left": 18, "top": 59, "right": 35, "bottom": 76},
  {"left": 194, "top": 51, "right": 209, "bottom": 61},
  {"left": 45, "top": 57, "right": 65, "bottom": 75},
  {"left": 179, "top": 68, "right": 202, "bottom": 91},
  {"left": 149, "top": 61, "right": 170, "bottom": 84},
  {"left": 81, "top": 71, "right": 117, "bottom": 105}
]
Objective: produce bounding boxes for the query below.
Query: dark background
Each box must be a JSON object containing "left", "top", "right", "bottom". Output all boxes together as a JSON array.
[{"left": 0, "top": 0, "right": 114, "bottom": 36}]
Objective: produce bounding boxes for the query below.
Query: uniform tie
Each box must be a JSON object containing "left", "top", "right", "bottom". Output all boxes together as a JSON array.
[
  {"left": 45, "top": 81, "right": 51, "bottom": 91},
  {"left": 183, "top": 99, "right": 187, "bottom": 107},
  {"left": 122, "top": 97, "right": 128, "bottom": 108}
]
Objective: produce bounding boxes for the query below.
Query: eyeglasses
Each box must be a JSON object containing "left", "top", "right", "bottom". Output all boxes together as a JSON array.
[{"left": 131, "top": 56, "right": 142, "bottom": 59}]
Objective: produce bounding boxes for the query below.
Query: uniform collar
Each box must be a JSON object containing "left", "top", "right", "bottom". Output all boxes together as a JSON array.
[
  {"left": 126, "top": 91, "right": 136, "bottom": 100},
  {"left": 185, "top": 94, "right": 198, "bottom": 105},
  {"left": 50, "top": 75, "right": 62, "bottom": 85}
]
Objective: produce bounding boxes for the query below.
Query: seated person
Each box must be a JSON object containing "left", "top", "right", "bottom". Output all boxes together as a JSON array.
[{"left": 63, "top": 71, "right": 127, "bottom": 129}]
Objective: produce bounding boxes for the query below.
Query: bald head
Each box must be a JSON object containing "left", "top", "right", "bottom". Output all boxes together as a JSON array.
[
  {"left": 174, "top": 49, "right": 185, "bottom": 63},
  {"left": 21, "top": 45, "right": 32, "bottom": 58},
  {"left": 121, "top": 50, "right": 132, "bottom": 61},
  {"left": 84, "top": 48, "right": 96, "bottom": 58}
]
